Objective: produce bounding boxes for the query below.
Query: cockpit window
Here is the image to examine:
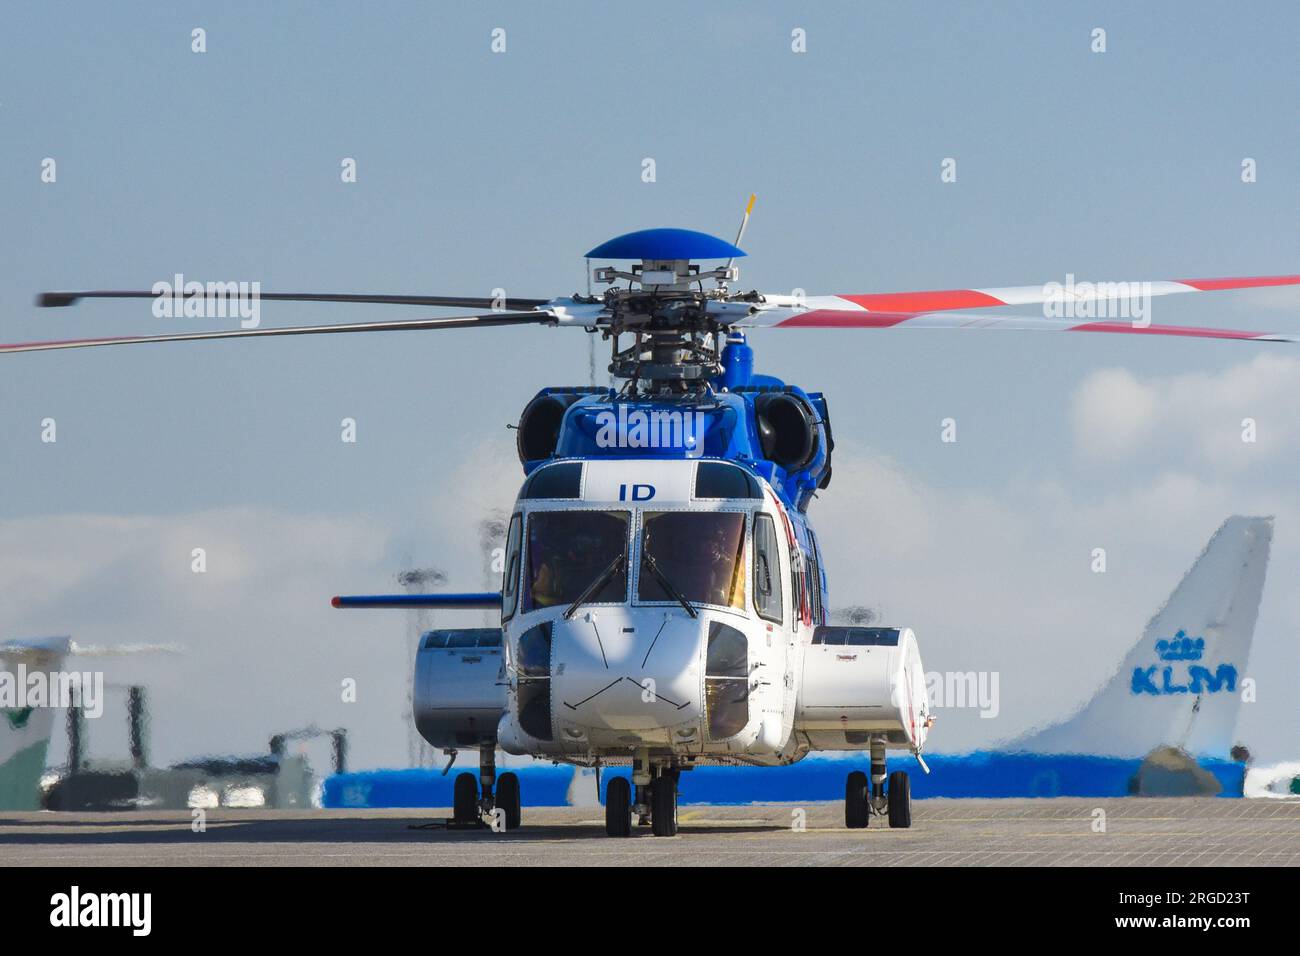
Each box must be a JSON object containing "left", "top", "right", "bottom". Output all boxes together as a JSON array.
[
  {"left": 523, "top": 510, "right": 629, "bottom": 612},
  {"left": 501, "top": 513, "right": 522, "bottom": 621},
  {"left": 638, "top": 511, "right": 746, "bottom": 610}
]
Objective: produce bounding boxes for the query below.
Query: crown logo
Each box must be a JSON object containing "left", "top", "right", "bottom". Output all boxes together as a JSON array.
[{"left": 1155, "top": 629, "right": 1204, "bottom": 662}]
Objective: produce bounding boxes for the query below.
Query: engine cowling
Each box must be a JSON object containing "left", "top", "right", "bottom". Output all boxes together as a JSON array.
[
  {"left": 754, "top": 391, "right": 820, "bottom": 471},
  {"left": 516, "top": 388, "right": 610, "bottom": 466},
  {"left": 412, "top": 628, "right": 507, "bottom": 749},
  {"left": 795, "top": 626, "right": 930, "bottom": 751}
]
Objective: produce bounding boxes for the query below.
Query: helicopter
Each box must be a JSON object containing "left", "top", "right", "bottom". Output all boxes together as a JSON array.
[{"left": 8, "top": 198, "right": 1300, "bottom": 837}]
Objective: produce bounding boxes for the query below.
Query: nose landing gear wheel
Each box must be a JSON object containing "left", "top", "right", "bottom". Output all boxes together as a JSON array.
[
  {"left": 453, "top": 772, "right": 479, "bottom": 825},
  {"left": 605, "top": 776, "right": 632, "bottom": 837},
  {"left": 650, "top": 771, "right": 678, "bottom": 837},
  {"left": 845, "top": 770, "right": 869, "bottom": 829},
  {"left": 496, "top": 771, "right": 522, "bottom": 830},
  {"left": 888, "top": 770, "right": 911, "bottom": 829}
]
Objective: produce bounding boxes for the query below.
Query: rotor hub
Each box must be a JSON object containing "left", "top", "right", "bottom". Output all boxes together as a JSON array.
[{"left": 590, "top": 248, "right": 745, "bottom": 392}]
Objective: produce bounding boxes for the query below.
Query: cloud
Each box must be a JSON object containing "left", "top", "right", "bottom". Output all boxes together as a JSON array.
[
  {"left": 420, "top": 429, "right": 526, "bottom": 584},
  {"left": 1070, "top": 367, "right": 1159, "bottom": 459},
  {"left": 1070, "top": 354, "right": 1300, "bottom": 470}
]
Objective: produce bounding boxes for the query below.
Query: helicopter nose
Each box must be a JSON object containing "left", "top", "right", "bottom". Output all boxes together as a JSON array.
[{"left": 551, "top": 608, "right": 703, "bottom": 744}]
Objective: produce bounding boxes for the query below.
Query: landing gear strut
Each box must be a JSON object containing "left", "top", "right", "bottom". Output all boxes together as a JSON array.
[
  {"left": 632, "top": 751, "right": 652, "bottom": 828},
  {"left": 479, "top": 747, "right": 496, "bottom": 815},
  {"left": 844, "top": 737, "right": 911, "bottom": 829},
  {"left": 869, "top": 738, "right": 887, "bottom": 820}
]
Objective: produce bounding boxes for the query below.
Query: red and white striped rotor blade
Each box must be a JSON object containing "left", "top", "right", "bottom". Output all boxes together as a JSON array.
[
  {"left": 734, "top": 307, "right": 1297, "bottom": 342},
  {"left": 812, "top": 273, "right": 1300, "bottom": 315}
]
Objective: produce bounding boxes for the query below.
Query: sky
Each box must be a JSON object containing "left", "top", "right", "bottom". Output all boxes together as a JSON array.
[{"left": 1, "top": 1, "right": 1298, "bottom": 770}]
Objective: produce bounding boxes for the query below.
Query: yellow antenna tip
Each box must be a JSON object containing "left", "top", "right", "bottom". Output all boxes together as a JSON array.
[{"left": 746, "top": 194, "right": 757, "bottom": 214}]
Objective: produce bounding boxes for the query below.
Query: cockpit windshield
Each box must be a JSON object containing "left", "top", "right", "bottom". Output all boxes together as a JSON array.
[
  {"left": 524, "top": 510, "right": 629, "bottom": 612},
  {"left": 638, "top": 511, "right": 746, "bottom": 610}
]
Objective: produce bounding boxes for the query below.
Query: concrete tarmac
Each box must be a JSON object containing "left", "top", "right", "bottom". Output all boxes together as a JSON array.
[{"left": 2, "top": 798, "right": 1297, "bottom": 866}]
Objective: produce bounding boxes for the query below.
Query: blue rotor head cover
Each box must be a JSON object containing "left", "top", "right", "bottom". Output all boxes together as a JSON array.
[{"left": 585, "top": 228, "right": 745, "bottom": 261}]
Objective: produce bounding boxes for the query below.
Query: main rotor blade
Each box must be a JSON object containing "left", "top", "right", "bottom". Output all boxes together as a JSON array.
[
  {"left": 737, "top": 307, "right": 1298, "bottom": 342},
  {"left": 0, "top": 311, "right": 553, "bottom": 354},
  {"left": 38, "top": 290, "right": 551, "bottom": 310},
  {"left": 819, "top": 273, "right": 1300, "bottom": 314}
]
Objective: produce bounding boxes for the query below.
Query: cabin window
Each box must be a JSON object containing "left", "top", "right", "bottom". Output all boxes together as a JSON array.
[
  {"left": 705, "top": 622, "right": 749, "bottom": 739},
  {"left": 501, "top": 513, "right": 523, "bottom": 621},
  {"left": 523, "top": 510, "right": 629, "bottom": 612},
  {"left": 752, "top": 513, "right": 784, "bottom": 624},
  {"left": 791, "top": 545, "right": 806, "bottom": 626},
  {"left": 425, "top": 628, "right": 503, "bottom": 649},
  {"left": 806, "top": 531, "right": 823, "bottom": 625},
  {"left": 637, "top": 511, "right": 746, "bottom": 610},
  {"left": 812, "top": 626, "right": 901, "bottom": 646}
]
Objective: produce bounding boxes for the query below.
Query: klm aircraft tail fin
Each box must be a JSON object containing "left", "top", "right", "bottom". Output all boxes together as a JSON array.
[
  {"left": 1016, "top": 516, "right": 1271, "bottom": 760},
  {"left": 0, "top": 636, "right": 71, "bottom": 809}
]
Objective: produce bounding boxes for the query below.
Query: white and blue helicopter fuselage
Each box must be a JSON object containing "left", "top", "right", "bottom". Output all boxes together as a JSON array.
[
  {"left": 407, "top": 444, "right": 930, "bottom": 834},
  {"left": 491, "top": 457, "right": 929, "bottom": 763}
]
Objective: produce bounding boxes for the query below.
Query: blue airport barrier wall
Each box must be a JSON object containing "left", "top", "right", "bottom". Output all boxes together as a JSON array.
[{"left": 322, "top": 752, "right": 1246, "bottom": 808}]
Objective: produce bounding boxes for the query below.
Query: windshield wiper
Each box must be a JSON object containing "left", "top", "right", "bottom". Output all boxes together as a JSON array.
[
  {"left": 642, "top": 550, "right": 699, "bottom": 619},
  {"left": 564, "top": 551, "right": 626, "bottom": 620}
]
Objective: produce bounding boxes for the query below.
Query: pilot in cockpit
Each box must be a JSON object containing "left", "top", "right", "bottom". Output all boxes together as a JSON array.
[
  {"left": 531, "top": 531, "right": 605, "bottom": 607},
  {"left": 693, "top": 521, "right": 744, "bottom": 608}
]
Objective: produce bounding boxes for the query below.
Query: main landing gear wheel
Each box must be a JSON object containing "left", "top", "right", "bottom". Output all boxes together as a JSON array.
[
  {"left": 496, "top": 771, "right": 522, "bottom": 830},
  {"left": 453, "top": 772, "right": 479, "bottom": 825},
  {"left": 845, "top": 770, "right": 869, "bottom": 829},
  {"left": 650, "top": 771, "right": 679, "bottom": 837},
  {"left": 605, "top": 776, "right": 632, "bottom": 837},
  {"left": 888, "top": 770, "right": 912, "bottom": 829}
]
